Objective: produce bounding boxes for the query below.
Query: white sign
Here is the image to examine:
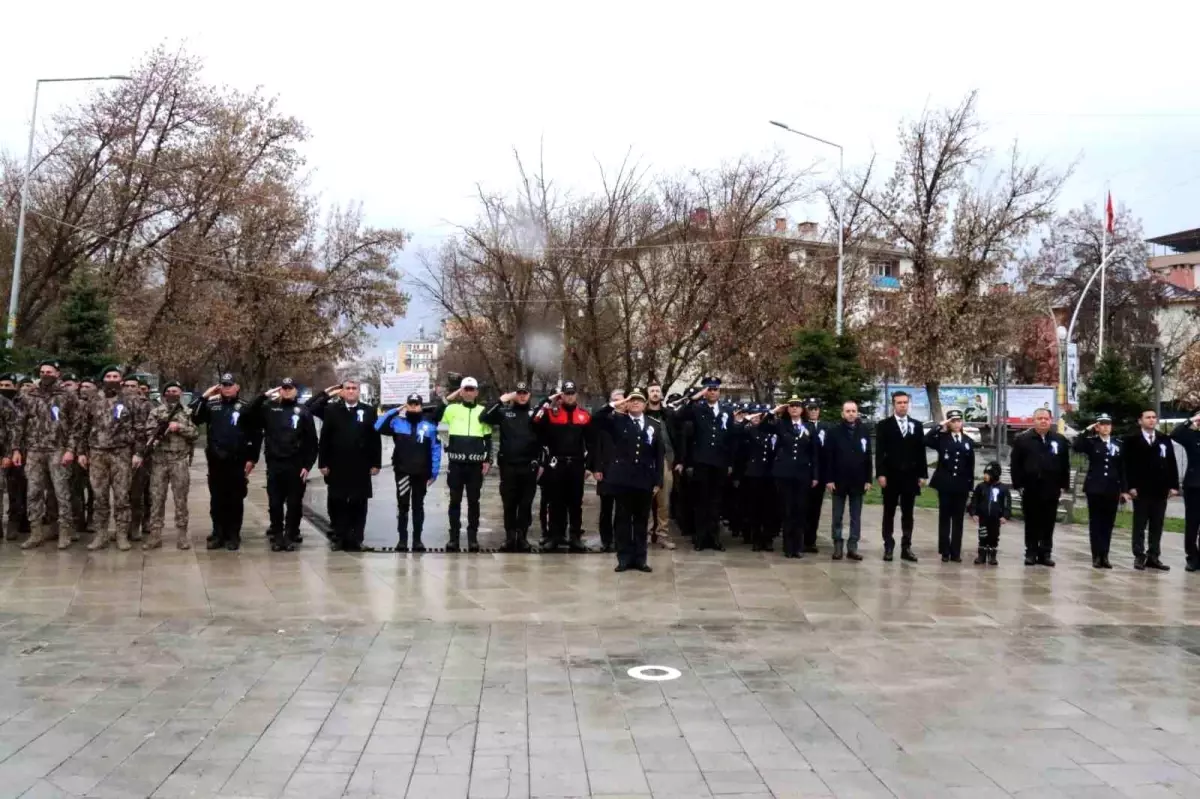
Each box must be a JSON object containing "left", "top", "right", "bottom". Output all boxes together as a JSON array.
[
  {"left": 1003, "top": 386, "right": 1056, "bottom": 426},
  {"left": 380, "top": 371, "right": 431, "bottom": 406},
  {"left": 1066, "top": 342, "right": 1079, "bottom": 405}
]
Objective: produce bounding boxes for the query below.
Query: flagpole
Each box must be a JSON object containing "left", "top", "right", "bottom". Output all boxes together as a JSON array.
[{"left": 1099, "top": 187, "right": 1110, "bottom": 359}]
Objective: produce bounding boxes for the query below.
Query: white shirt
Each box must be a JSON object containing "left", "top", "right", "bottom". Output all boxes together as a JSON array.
[
  {"left": 1144, "top": 430, "right": 1155, "bottom": 446},
  {"left": 708, "top": 402, "right": 721, "bottom": 417},
  {"left": 345, "top": 403, "right": 358, "bottom": 410}
]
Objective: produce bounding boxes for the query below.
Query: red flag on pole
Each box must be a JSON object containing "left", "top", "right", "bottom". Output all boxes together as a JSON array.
[{"left": 1105, "top": 191, "right": 1114, "bottom": 234}]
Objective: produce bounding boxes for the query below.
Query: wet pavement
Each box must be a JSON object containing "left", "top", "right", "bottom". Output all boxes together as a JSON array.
[{"left": 1, "top": 462, "right": 1200, "bottom": 797}]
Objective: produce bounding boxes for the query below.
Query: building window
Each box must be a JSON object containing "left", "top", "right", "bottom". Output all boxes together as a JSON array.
[{"left": 871, "top": 259, "right": 899, "bottom": 279}]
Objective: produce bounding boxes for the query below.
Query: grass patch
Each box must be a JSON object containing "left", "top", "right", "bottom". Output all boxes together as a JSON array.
[{"left": 861, "top": 485, "right": 1185, "bottom": 533}]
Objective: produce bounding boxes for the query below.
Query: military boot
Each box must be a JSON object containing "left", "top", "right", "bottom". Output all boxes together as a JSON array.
[
  {"left": 87, "top": 530, "right": 109, "bottom": 551},
  {"left": 115, "top": 529, "right": 132, "bottom": 552},
  {"left": 20, "top": 524, "right": 46, "bottom": 550},
  {"left": 57, "top": 526, "right": 72, "bottom": 550},
  {"left": 142, "top": 534, "right": 163, "bottom": 551},
  {"left": 177, "top": 532, "right": 191, "bottom": 551},
  {"left": 973, "top": 547, "right": 987, "bottom": 565},
  {"left": 987, "top": 548, "right": 999, "bottom": 566}
]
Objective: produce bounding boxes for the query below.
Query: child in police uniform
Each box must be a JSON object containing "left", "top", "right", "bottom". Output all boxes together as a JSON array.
[{"left": 968, "top": 460, "right": 1012, "bottom": 565}]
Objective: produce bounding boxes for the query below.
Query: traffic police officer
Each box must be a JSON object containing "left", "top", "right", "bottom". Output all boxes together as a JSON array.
[{"left": 924, "top": 409, "right": 975, "bottom": 562}]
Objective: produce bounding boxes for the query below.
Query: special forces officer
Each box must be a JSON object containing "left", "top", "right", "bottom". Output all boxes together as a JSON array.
[
  {"left": 79, "top": 366, "right": 147, "bottom": 551},
  {"left": 144, "top": 382, "right": 199, "bottom": 550},
  {"left": 191, "top": 373, "right": 256, "bottom": 551},
  {"left": 15, "top": 360, "right": 81, "bottom": 550}
]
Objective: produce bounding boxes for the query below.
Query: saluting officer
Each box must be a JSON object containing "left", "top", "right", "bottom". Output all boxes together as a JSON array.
[
  {"left": 762, "top": 397, "right": 820, "bottom": 558},
  {"left": 480, "top": 382, "right": 542, "bottom": 552},
  {"left": 592, "top": 388, "right": 664, "bottom": 573},
  {"left": 191, "top": 373, "right": 256, "bottom": 551},
  {"left": 1072, "top": 413, "right": 1125, "bottom": 569},
  {"left": 802, "top": 398, "right": 827, "bottom": 554},
  {"left": 733, "top": 405, "right": 777, "bottom": 552},
  {"left": 674, "top": 376, "right": 735, "bottom": 551},
  {"left": 924, "top": 409, "right": 975, "bottom": 562}
]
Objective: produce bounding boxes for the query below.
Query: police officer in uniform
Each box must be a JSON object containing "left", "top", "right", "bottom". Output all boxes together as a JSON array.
[
  {"left": 675, "top": 376, "right": 735, "bottom": 551},
  {"left": 480, "top": 382, "right": 541, "bottom": 552},
  {"left": 762, "top": 397, "right": 820, "bottom": 558},
  {"left": 1073, "top": 413, "right": 1125, "bottom": 569},
  {"left": 246, "top": 378, "right": 318, "bottom": 551},
  {"left": 592, "top": 389, "right": 664, "bottom": 572},
  {"left": 592, "top": 389, "right": 625, "bottom": 552},
  {"left": 377, "top": 393, "right": 441, "bottom": 552},
  {"left": 191, "top": 373, "right": 257, "bottom": 550},
  {"left": 733, "top": 405, "right": 772, "bottom": 551},
  {"left": 802, "top": 398, "right": 827, "bottom": 554},
  {"left": 534, "top": 380, "right": 592, "bottom": 552},
  {"left": 924, "top": 410, "right": 975, "bottom": 562}
]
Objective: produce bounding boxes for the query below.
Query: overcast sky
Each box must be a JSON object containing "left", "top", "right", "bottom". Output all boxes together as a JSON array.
[{"left": 4, "top": 1, "right": 1199, "bottom": 356}]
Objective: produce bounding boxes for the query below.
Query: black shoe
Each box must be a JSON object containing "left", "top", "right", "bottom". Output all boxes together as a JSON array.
[
  {"left": 635, "top": 564, "right": 653, "bottom": 573},
  {"left": 833, "top": 541, "right": 844, "bottom": 560},
  {"left": 600, "top": 544, "right": 614, "bottom": 553},
  {"left": 846, "top": 550, "right": 862, "bottom": 562},
  {"left": 942, "top": 554, "right": 950, "bottom": 563},
  {"left": 330, "top": 540, "right": 343, "bottom": 552},
  {"left": 446, "top": 540, "right": 461, "bottom": 553},
  {"left": 693, "top": 543, "right": 706, "bottom": 551},
  {"left": 751, "top": 544, "right": 762, "bottom": 552},
  {"left": 1038, "top": 554, "right": 1055, "bottom": 567},
  {"left": 1025, "top": 553, "right": 1037, "bottom": 566},
  {"left": 206, "top": 537, "right": 224, "bottom": 551},
  {"left": 614, "top": 564, "right": 629, "bottom": 573},
  {"left": 1100, "top": 557, "right": 1112, "bottom": 569},
  {"left": 343, "top": 543, "right": 362, "bottom": 552},
  {"left": 270, "top": 539, "right": 283, "bottom": 552},
  {"left": 712, "top": 542, "right": 725, "bottom": 552},
  {"left": 567, "top": 540, "right": 589, "bottom": 553},
  {"left": 761, "top": 543, "right": 774, "bottom": 552},
  {"left": 288, "top": 532, "right": 302, "bottom": 544},
  {"left": 1093, "top": 558, "right": 1104, "bottom": 569},
  {"left": 975, "top": 551, "right": 988, "bottom": 565},
  {"left": 468, "top": 542, "right": 481, "bottom": 553},
  {"left": 1134, "top": 555, "right": 1147, "bottom": 570},
  {"left": 1147, "top": 558, "right": 1170, "bottom": 571},
  {"left": 225, "top": 540, "right": 240, "bottom": 551},
  {"left": 950, "top": 556, "right": 962, "bottom": 563},
  {"left": 396, "top": 543, "right": 409, "bottom": 553},
  {"left": 412, "top": 543, "right": 427, "bottom": 553},
  {"left": 883, "top": 549, "right": 894, "bottom": 562},
  {"left": 901, "top": 548, "right": 918, "bottom": 563},
  {"left": 1187, "top": 560, "right": 1199, "bottom": 573},
  {"left": 803, "top": 545, "right": 819, "bottom": 554}
]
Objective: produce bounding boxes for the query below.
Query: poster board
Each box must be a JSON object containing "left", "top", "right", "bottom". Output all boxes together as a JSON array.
[
  {"left": 874, "top": 386, "right": 991, "bottom": 423},
  {"left": 380, "top": 371, "right": 431, "bottom": 406},
  {"left": 1002, "top": 386, "right": 1056, "bottom": 426}
]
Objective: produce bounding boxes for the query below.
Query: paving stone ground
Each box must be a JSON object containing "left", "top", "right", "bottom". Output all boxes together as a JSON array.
[{"left": 2, "top": 462, "right": 1200, "bottom": 798}]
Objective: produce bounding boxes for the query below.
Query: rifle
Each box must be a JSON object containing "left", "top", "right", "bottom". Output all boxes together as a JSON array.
[{"left": 146, "top": 403, "right": 185, "bottom": 454}]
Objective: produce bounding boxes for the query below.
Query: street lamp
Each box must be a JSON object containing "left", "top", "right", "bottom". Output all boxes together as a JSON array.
[
  {"left": 1056, "top": 325, "right": 1068, "bottom": 433},
  {"left": 769, "top": 120, "right": 845, "bottom": 336},
  {"left": 6, "top": 74, "right": 132, "bottom": 350}
]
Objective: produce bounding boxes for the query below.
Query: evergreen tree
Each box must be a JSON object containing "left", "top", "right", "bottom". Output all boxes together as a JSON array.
[
  {"left": 1072, "top": 353, "right": 1150, "bottom": 433},
  {"left": 56, "top": 275, "right": 116, "bottom": 379},
  {"left": 787, "top": 329, "right": 875, "bottom": 420}
]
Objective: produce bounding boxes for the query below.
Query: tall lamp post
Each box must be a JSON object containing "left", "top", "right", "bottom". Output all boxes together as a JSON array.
[
  {"left": 6, "top": 74, "right": 131, "bottom": 350},
  {"left": 1056, "top": 325, "right": 1068, "bottom": 433},
  {"left": 769, "top": 120, "right": 845, "bottom": 335}
]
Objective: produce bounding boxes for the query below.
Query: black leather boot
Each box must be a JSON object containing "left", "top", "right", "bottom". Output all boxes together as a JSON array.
[{"left": 832, "top": 540, "right": 844, "bottom": 560}]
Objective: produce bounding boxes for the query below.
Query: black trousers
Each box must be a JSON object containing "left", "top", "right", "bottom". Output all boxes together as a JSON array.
[
  {"left": 1132, "top": 494, "right": 1168, "bottom": 559},
  {"left": 804, "top": 484, "right": 825, "bottom": 549},
  {"left": 614, "top": 488, "right": 653, "bottom": 568},
  {"left": 937, "top": 491, "right": 968, "bottom": 558},
  {"left": 266, "top": 462, "right": 305, "bottom": 542},
  {"left": 1185, "top": 487, "right": 1200, "bottom": 565},
  {"left": 499, "top": 462, "right": 538, "bottom": 537},
  {"left": 447, "top": 461, "right": 483, "bottom": 542},
  {"left": 6, "top": 465, "right": 28, "bottom": 533},
  {"left": 776, "top": 477, "right": 808, "bottom": 556},
  {"left": 1023, "top": 492, "right": 1060, "bottom": 556},
  {"left": 598, "top": 492, "right": 616, "bottom": 547},
  {"left": 674, "top": 469, "right": 695, "bottom": 537},
  {"left": 329, "top": 497, "right": 369, "bottom": 548},
  {"left": 539, "top": 487, "right": 550, "bottom": 534},
  {"left": 742, "top": 476, "right": 776, "bottom": 549},
  {"left": 546, "top": 457, "right": 586, "bottom": 543},
  {"left": 207, "top": 457, "right": 247, "bottom": 545},
  {"left": 1086, "top": 493, "right": 1119, "bottom": 560},
  {"left": 881, "top": 485, "right": 917, "bottom": 551},
  {"left": 690, "top": 463, "right": 726, "bottom": 549},
  {"left": 395, "top": 471, "right": 428, "bottom": 545},
  {"left": 977, "top": 517, "right": 1001, "bottom": 548}
]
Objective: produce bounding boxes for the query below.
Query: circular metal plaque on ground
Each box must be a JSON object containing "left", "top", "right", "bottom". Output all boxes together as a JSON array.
[{"left": 627, "top": 665, "right": 682, "bottom": 682}]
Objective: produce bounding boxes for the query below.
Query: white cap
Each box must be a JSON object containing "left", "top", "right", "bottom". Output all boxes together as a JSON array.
[{"left": 460, "top": 376, "right": 479, "bottom": 389}]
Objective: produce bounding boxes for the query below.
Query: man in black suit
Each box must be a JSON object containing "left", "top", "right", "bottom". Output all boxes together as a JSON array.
[
  {"left": 1009, "top": 408, "right": 1071, "bottom": 566},
  {"left": 1124, "top": 408, "right": 1178, "bottom": 571},
  {"left": 874, "top": 390, "right": 928, "bottom": 562},
  {"left": 592, "top": 389, "right": 625, "bottom": 552},
  {"left": 675, "top": 376, "right": 735, "bottom": 551},
  {"left": 823, "top": 400, "right": 872, "bottom": 561},
  {"left": 592, "top": 389, "right": 664, "bottom": 572},
  {"left": 1170, "top": 411, "right": 1200, "bottom": 572},
  {"left": 309, "top": 380, "right": 382, "bottom": 551}
]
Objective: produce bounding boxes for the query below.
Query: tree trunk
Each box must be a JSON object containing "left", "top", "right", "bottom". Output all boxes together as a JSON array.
[{"left": 926, "top": 379, "right": 943, "bottom": 422}]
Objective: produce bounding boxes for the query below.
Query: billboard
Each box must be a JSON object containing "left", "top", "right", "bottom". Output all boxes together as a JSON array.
[
  {"left": 1001, "top": 386, "right": 1056, "bottom": 426},
  {"left": 874, "top": 386, "right": 991, "bottom": 423},
  {"left": 1066, "top": 343, "right": 1079, "bottom": 405},
  {"left": 380, "top": 371, "right": 431, "bottom": 406}
]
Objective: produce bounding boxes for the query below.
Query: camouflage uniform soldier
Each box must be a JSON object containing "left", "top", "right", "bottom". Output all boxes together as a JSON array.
[
  {"left": 79, "top": 367, "right": 147, "bottom": 551},
  {"left": 58, "top": 373, "right": 89, "bottom": 539},
  {"left": 144, "top": 382, "right": 198, "bottom": 550},
  {"left": 0, "top": 388, "right": 18, "bottom": 538},
  {"left": 124, "top": 376, "right": 152, "bottom": 540},
  {"left": 0, "top": 374, "right": 26, "bottom": 540},
  {"left": 15, "top": 360, "right": 81, "bottom": 550}
]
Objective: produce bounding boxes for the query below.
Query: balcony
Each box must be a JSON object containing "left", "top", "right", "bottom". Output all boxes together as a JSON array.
[{"left": 870, "top": 274, "right": 901, "bottom": 290}]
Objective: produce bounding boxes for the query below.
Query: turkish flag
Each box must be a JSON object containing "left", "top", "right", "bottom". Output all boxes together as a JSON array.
[{"left": 1105, "top": 191, "right": 1114, "bottom": 234}]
